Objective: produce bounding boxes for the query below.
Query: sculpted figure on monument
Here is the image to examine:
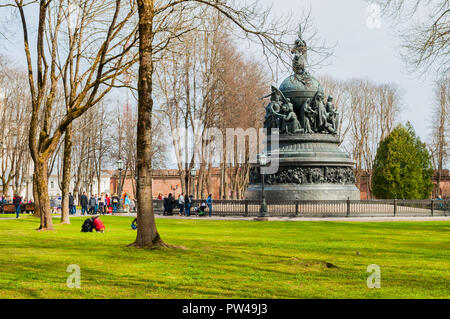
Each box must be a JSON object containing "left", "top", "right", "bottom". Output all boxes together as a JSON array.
[
  {"left": 291, "top": 25, "right": 309, "bottom": 81},
  {"left": 281, "top": 99, "right": 303, "bottom": 134},
  {"left": 326, "top": 96, "right": 339, "bottom": 133},
  {"left": 313, "top": 92, "right": 329, "bottom": 133},
  {"left": 263, "top": 86, "right": 283, "bottom": 132},
  {"left": 303, "top": 98, "right": 316, "bottom": 134}
]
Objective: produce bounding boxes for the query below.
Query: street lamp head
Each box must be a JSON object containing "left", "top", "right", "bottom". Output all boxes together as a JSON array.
[
  {"left": 190, "top": 168, "right": 197, "bottom": 177},
  {"left": 117, "top": 159, "right": 124, "bottom": 171},
  {"left": 258, "top": 153, "right": 269, "bottom": 167}
]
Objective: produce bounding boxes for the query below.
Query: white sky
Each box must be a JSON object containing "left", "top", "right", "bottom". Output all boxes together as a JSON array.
[{"left": 0, "top": 0, "right": 437, "bottom": 144}]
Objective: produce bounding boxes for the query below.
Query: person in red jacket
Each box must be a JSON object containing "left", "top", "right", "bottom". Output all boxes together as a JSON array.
[
  {"left": 93, "top": 216, "right": 105, "bottom": 233},
  {"left": 105, "top": 194, "right": 112, "bottom": 214}
]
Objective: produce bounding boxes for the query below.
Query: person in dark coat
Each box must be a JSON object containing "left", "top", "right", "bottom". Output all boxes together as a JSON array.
[
  {"left": 89, "top": 195, "right": 97, "bottom": 215},
  {"left": 69, "top": 193, "right": 75, "bottom": 215},
  {"left": 80, "top": 192, "right": 88, "bottom": 215},
  {"left": 166, "top": 193, "right": 174, "bottom": 216},
  {"left": 13, "top": 194, "right": 22, "bottom": 219},
  {"left": 163, "top": 194, "right": 168, "bottom": 216},
  {"left": 185, "top": 195, "right": 193, "bottom": 216},
  {"left": 81, "top": 217, "right": 94, "bottom": 232}
]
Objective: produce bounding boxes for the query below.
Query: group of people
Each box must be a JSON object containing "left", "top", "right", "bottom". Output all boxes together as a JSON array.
[
  {"left": 77, "top": 192, "right": 132, "bottom": 215},
  {"left": 158, "top": 193, "right": 213, "bottom": 217}
]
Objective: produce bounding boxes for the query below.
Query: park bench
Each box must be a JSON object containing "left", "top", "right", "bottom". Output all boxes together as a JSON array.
[
  {"left": 23, "top": 203, "right": 35, "bottom": 213},
  {"left": 0, "top": 203, "right": 34, "bottom": 214},
  {"left": 1, "top": 204, "right": 16, "bottom": 213}
]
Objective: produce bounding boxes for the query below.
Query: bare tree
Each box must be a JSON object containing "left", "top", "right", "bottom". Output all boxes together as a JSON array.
[
  {"left": 6, "top": 0, "right": 138, "bottom": 230},
  {"left": 320, "top": 76, "right": 402, "bottom": 199},
  {"left": 0, "top": 56, "right": 32, "bottom": 199},
  {"left": 371, "top": 0, "right": 449, "bottom": 76},
  {"left": 429, "top": 77, "right": 449, "bottom": 197}
]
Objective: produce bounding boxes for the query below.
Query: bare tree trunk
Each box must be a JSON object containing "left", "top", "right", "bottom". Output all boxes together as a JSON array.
[
  {"left": 35, "top": 160, "right": 52, "bottom": 230},
  {"left": 32, "top": 171, "right": 40, "bottom": 218},
  {"left": 61, "top": 124, "right": 72, "bottom": 224},
  {"left": 131, "top": 0, "right": 165, "bottom": 248}
]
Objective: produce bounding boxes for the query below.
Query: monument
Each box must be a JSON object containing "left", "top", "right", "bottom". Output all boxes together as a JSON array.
[{"left": 246, "top": 27, "right": 360, "bottom": 201}]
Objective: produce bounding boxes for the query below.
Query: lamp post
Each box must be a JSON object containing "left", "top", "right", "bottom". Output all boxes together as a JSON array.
[
  {"left": 134, "top": 174, "right": 138, "bottom": 213},
  {"left": 258, "top": 153, "right": 269, "bottom": 218},
  {"left": 190, "top": 168, "right": 197, "bottom": 198},
  {"left": 117, "top": 159, "right": 125, "bottom": 213},
  {"left": 25, "top": 176, "right": 30, "bottom": 202}
]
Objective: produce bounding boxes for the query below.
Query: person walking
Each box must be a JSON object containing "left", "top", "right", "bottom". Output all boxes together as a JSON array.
[
  {"left": 124, "top": 194, "right": 131, "bottom": 213},
  {"left": 103, "top": 193, "right": 108, "bottom": 214},
  {"left": 111, "top": 194, "right": 119, "bottom": 213},
  {"left": 206, "top": 194, "right": 213, "bottom": 217},
  {"left": 99, "top": 193, "right": 105, "bottom": 215},
  {"left": 13, "top": 194, "right": 22, "bottom": 219},
  {"left": 80, "top": 192, "right": 88, "bottom": 215},
  {"left": 55, "top": 194, "right": 62, "bottom": 214},
  {"left": 94, "top": 194, "right": 99, "bottom": 213},
  {"left": 163, "top": 194, "right": 168, "bottom": 216},
  {"left": 69, "top": 193, "right": 75, "bottom": 215},
  {"left": 89, "top": 194, "right": 97, "bottom": 215},
  {"left": 178, "top": 193, "right": 185, "bottom": 216},
  {"left": 185, "top": 194, "right": 193, "bottom": 217},
  {"left": 166, "top": 193, "right": 174, "bottom": 216},
  {"left": 105, "top": 193, "right": 111, "bottom": 214}
]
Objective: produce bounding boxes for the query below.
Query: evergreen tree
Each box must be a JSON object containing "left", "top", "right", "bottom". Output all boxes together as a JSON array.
[{"left": 372, "top": 123, "right": 433, "bottom": 199}]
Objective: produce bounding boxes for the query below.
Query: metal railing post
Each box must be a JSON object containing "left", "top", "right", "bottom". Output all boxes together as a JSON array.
[
  {"left": 346, "top": 197, "right": 350, "bottom": 217},
  {"left": 394, "top": 199, "right": 397, "bottom": 216},
  {"left": 431, "top": 199, "right": 434, "bottom": 216},
  {"left": 244, "top": 199, "right": 248, "bottom": 217},
  {"left": 295, "top": 201, "right": 299, "bottom": 216}
]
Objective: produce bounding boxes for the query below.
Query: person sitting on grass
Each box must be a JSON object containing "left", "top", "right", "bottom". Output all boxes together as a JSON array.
[
  {"left": 131, "top": 217, "right": 137, "bottom": 230},
  {"left": 93, "top": 215, "right": 105, "bottom": 233},
  {"left": 81, "top": 217, "right": 95, "bottom": 232},
  {"left": 197, "top": 201, "right": 207, "bottom": 217}
]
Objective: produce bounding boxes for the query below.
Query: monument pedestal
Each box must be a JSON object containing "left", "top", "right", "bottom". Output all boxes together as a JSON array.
[{"left": 246, "top": 134, "right": 360, "bottom": 201}]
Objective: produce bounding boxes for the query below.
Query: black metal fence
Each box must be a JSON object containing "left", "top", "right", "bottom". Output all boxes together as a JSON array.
[{"left": 152, "top": 199, "right": 450, "bottom": 218}]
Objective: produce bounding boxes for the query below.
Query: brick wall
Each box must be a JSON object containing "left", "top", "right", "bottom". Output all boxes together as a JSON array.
[
  {"left": 110, "top": 169, "right": 223, "bottom": 200},
  {"left": 110, "top": 169, "right": 450, "bottom": 200}
]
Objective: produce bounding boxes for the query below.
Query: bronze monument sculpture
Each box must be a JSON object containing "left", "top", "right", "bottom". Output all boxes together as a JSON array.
[{"left": 246, "top": 26, "right": 360, "bottom": 201}]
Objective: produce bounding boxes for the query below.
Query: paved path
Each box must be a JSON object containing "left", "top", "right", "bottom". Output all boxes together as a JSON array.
[
  {"left": 60, "top": 214, "right": 450, "bottom": 222},
  {"left": 2, "top": 214, "right": 449, "bottom": 222},
  {"left": 151, "top": 215, "right": 450, "bottom": 222}
]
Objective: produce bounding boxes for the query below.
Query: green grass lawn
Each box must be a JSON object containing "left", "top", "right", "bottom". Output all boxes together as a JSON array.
[{"left": 0, "top": 215, "right": 448, "bottom": 298}]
